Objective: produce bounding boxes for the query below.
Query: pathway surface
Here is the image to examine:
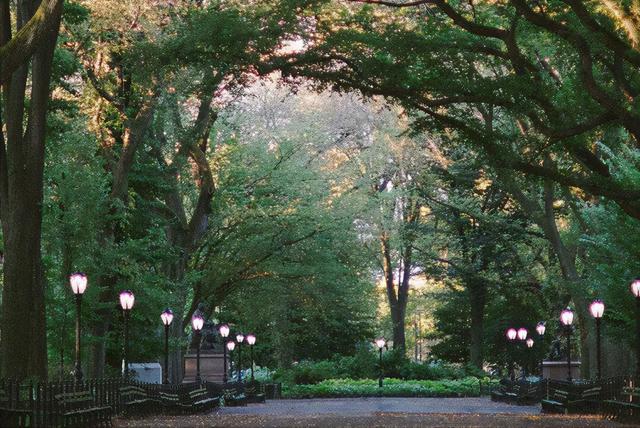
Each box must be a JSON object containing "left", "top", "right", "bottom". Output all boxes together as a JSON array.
[{"left": 114, "top": 397, "right": 620, "bottom": 427}]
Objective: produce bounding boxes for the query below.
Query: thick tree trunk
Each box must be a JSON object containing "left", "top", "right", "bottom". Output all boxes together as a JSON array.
[
  {"left": 468, "top": 282, "right": 487, "bottom": 368},
  {"left": 0, "top": 0, "right": 62, "bottom": 380},
  {"left": 390, "top": 302, "right": 406, "bottom": 351}
]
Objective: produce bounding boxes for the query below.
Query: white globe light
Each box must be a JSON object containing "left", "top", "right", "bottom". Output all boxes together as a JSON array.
[
  {"left": 375, "top": 337, "right": 386, "bottom": 349},
  {"left": 560, "top": 307, "right": 574, "bottom": 326},
  {"left": 517, "top": 328, "right": 528, "bottom": 341},
  {"left": 161, "top": 309, "right": 174, "bottom": 326},
  {"left": 192, "top": 314, "right": 204, "bottom": 331},
  {"left": 631, "top": 279, "right": 640, "bottom": 298},
  {"left": 119, "top": 290, "right": 135, "bottom": 310},
  {"left": 526, "top": 338, "right": 534, "bottom": 348},
  {"left": 69, "top": 272, "right": 88, "bottom": 295},
  {"left": 246, "top": 333, "right": 256, "bottom": 346},
  {"left": 236, "top": 333, "right": 245, "bottom": 343},
  {"left": 226, "top": 341, "right": 236, "bottom": 351},
  {"left": 506, "top": 328, "right": 517, "bottom": 341},
  {"left": 219, "top": 324, "right": 230, "bottom": 338},
  {"left": 590, "top": 300, "right": 605, "bottom": 319},
  {"left": 536, "top": 322, "right": 546, "bottom": 336}
]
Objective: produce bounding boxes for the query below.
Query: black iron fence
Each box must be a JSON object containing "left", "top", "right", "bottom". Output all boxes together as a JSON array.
[{"left": 0, "top": 378, "right": 221, "bottom": 427}]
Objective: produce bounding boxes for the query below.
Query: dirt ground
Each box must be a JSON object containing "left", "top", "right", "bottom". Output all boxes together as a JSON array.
[
  {"left": 113, "top": 397, "right": 623, "bottom": 427},
  {"left": 114, "top": 412, "right": 621, "bottom": 427}
]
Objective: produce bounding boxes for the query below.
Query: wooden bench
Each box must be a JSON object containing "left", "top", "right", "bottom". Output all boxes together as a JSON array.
[
  {"left": 223, "top": 386, "right": 247, "bottom": 407},
  {"left": 542, "top": 388, "right": 570, "bottom": 413},
  {"left": 245, "top": 382, "right": 266, "bottom": 404},
  {"left": 603, "top": 386, "right": 640, "bottom": 422},
  {"left": 184, "top": 387, "right": 220, "bottom": 412},
  {"left": 54, "top": 390, "right": 112, "bottom": 428},
  {"left": 542, "top": 385, "right": 602, "bottom": 414},
  {"left": 491, "top": 380, "right": 539, "bottom": 405},
  {"left": 159, "top": 391, "right": 183, "bottom": 414},
  {"left": 119, "top": 385, "right": 160, "bottom": 416}
]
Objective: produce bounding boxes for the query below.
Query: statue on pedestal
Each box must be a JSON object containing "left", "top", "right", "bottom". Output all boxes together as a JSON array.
[{"left": 189, "top": 303, "right": 223, "bottom": 353}]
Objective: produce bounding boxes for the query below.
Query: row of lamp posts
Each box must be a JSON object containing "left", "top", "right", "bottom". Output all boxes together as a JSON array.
[
  {"left": 65, "top": 273, "right": 640, "bottom": 384},
  {"left": 69, "top": 272, "right": 258, "bottom": 384},
  {"left": 505, "top": 298, "right": 605, "bottom": 382}
]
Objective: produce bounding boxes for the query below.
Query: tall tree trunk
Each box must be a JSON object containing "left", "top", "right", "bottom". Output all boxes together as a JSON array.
[
  {"left": 468, "top": 281, "right": 487, "bottom": 368},
  {"left": 0, "top": 0, "right": 62, "bottom": 380},
  {"left": 498, "top": 166, "right": 592, "bottom": 376}
]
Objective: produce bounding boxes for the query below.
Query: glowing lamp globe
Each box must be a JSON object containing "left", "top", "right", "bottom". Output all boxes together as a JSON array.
[
  {"left": 560, "top": 307, "right": 574, "bottom": 326},
  {"left": 536, "top": 322, "right": 546, "bottom": 336},
  {"left": 191, "top": 314, "right": 204, "bottom": 331},
  {"left": 219, "top": 323, "right": 230, "bottom": 338},
  {"left": 236, "top": 333, "right": 245, "bottom": 343},
  {"left": 590, "top": 300, "right": 605, "bottom": 319},
  {"left": 69, "top": 272, "right": 88, "bottom": 295},
  {"left": 161, "top": 308, "right": 174, "bottom": 326},
  {"left": 526, "top": 338, "right": 534, "bottom": 348},
  {"left": 375, "top": 338, "right": 386, "bottom": 349},
  {"left": 517, "top": 328, "right": 528, "bottom": 341},
  {"left": 506, "top": 328, "right": 517, "bottom": 341},
  {"left": 631, "top": 278, "right": 640, "bottom": 298},
  {"left": 226, "top": 341, "right": 236, "bottom": 351},
  {"left": 119, "top": 290, "right": 135, "bottom": 310},
  {"left": 246, "top": 333, "right": 256, "bottom": 346}
]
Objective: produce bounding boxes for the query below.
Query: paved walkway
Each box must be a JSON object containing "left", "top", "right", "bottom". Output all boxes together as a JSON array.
[
  {"left": 115, "top": 397, "right": 620, "bottom": 427},
  {"left": 217, "top": 397, "right": 540, "bottom": 416}
]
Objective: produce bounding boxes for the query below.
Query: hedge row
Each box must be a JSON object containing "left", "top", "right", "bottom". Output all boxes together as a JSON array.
[{"left": 282, "top": 377, "right": 498, "bottom": 398}]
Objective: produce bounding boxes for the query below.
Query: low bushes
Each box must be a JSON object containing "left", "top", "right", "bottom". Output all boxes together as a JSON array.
[
  {"left": 273, "top": 349, "right": 486, "bottom": 385},
  {"left": 282, "top": 377, "right": 498, "bottom": 398}
]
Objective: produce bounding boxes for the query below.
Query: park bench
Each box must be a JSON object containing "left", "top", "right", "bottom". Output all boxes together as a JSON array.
[
  {"left": 54, "top": 389, "right": 112, "bottom": 428},
  {"left": 223, "top": 385, "right": 247, "bottom": 407},
  {"left": 603, "top": 386, "right": 640, "bottom": 422},
  {"left": 491, "top": 379, "right": 540, "bottom": 405},
  {"left": 184, "top": 387, "right": 220, "bottom": 412},
  {"left": 119, "top": 385, "right": 160, "bottom": 416},
  {"left": 541, "top": 384, "right": 601, "bottom": 414},
  {"left": 159, "top": 387, "right": 220, "bottom": 414},
  {"left": 158, "top": 391, "right": 185, "bottom": 414},
  {"left": 245, "top": 382, "right": 266, "bottom": 404}
]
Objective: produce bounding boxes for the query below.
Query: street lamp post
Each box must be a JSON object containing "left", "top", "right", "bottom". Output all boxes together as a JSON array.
[
  {"left": 226, "top": 341, "right": 236, "bottom": 381},
  {"left": 506, "top": 328, "right": 517, "bottom": 381},
  {"left": 246, "top": 333, "right": 256, "bottom": 382},
  {"left": 192, "top": 314, "right": 205, "bottom": 383},
  {"left": 560, "top": 307, "right": 574, "bottom": 382},
  {"left": 517, "top": 328, "right": 528, "bottom": 378},
  {"left": 375, "top": 337, "right": 386, "bottom": 388},
  {"left": 70, "top": 273, "right": 88, "bottom": 383},
  {"left": 236, "top": 333, "right": 245, "bottom": 382},
  {"left": 631, "top": 279, "right": 640, "bottom": 377},
  {"left": 525, "top": 338, "right": 534, "bottom": 377},
  {"left": 536, "top": 322, "right": 546, "bottom": 377},
  {"left": 119, "top": 290, "right": 135, "bottom": 380},
  {"left": 589, "top": 300, "right": 605, "bottom": 380},
  {"left": 161, "top": 309, "right": 174, "bottom": 384},
  {"left": 219, "top": 324, "right": 230, "bottom": 383}
]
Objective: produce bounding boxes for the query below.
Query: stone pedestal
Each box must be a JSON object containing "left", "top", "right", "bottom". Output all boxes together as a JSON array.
[
  {"left": 183, "top": 352, "right": 227, "bottom": 383},
  {"left": 542, "top": 360, "right": 581, "bottom": 380}
]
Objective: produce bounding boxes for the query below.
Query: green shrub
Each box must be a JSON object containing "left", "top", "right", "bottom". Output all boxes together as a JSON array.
[
  {"left": 282, "top": 377, "right": 498, "bottom": 398},
  {"left": 272, "top": 353, "right": 489, "bottom": 385}
]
